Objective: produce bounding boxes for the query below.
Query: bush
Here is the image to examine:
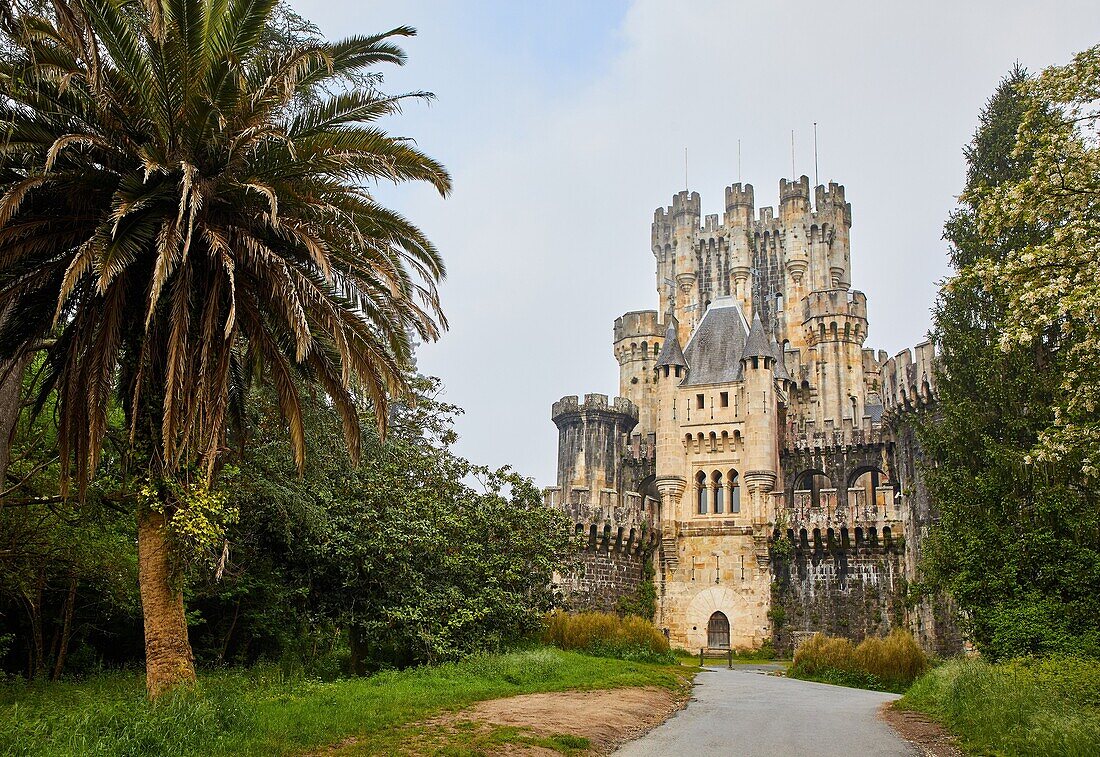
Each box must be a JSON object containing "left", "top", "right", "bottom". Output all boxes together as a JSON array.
[
  {"left": 900, "top": 656, "right": 1100, "bottom": 756},
  {"left": 790, "top": 630, "right": 929, "bottom": 692},
  {"left": 542, "top": 612, "right": 674, "bottom": 665}
]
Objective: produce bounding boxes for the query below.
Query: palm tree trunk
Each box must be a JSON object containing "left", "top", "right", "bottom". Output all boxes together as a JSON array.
[
  {"left": 0, "top": 354, "right": 28, "bottom": 496},
  {"left": 137, "top": 508, "right": 196, "bottom": 698}
]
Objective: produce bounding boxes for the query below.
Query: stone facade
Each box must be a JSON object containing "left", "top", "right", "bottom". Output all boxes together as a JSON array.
[{"left": 547, "top": 175, "right": 960, "bottom": 654}]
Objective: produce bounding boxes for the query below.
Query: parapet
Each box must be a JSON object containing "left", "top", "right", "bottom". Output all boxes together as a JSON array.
[
  {"left": 724, "top": 182, "right": 755, "bottom": 211},
  {"left": 802, "top": 289, "right": 868, "bottom": 323},
  {"left": 881, "top": 341, "right": 937, "bottom": 413},
  {"left": 613, "top": 310, "right": 662, "bottom": 343},
  {"left": 552, "top": 394, "right": 639, "bottom": 424},
  {"left": 813, "top": 182, "right": 852, "bottom": 226},
  {"left": 780, "top": 175, "right": 811, "bottom": 219}
]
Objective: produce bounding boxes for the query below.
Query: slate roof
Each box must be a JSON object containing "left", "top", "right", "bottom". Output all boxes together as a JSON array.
[
  {"left": 654, "top": 318, "right": 687, "bottom": 368},
  {"left": 681, "top": 297, "right": 749, "bottom": 386},
  {"left": 741, "top": 312, "right": 773, "bottom": 361}
]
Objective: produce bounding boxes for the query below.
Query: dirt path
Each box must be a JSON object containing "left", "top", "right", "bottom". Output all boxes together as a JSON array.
[
  {"left": 318, "top": 685, "right": 690, "bottom": 756},
  {"left": 880, "top": 703, "right": 964, "bottom": 757},
  {"left": 445, "top": 686, "right": 689, "bottom": 753}
]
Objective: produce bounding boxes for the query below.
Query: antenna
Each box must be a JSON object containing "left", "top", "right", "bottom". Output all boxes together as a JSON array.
[
  {"left": 684, "top": 147, "right": 688, "bottom": 192},
  {"left": 737, "top": 139, "right": 741, "bottom": 182},
  {"left": 813, "top": 122, "right": 819, "bottom": 186},
  {"left": 790, "top": 130, "right": 795, "bottom": 178}
]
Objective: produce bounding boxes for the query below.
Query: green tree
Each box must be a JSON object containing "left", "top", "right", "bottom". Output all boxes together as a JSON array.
[
  {"left": 919, "top": 64, "right": 1100, "bottom": 658},
  {"left": 188, "top": 376, "right": 575, "bottom": 673},
  {"left": 0, "top": 1, "right": 449, "bottom": 696}
]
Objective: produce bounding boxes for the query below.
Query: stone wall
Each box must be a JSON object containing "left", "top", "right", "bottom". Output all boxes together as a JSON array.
[
  {"left": 891, "top": 416, "right": 966, "bottom": 656},
  {"left": 557, "top": 548, "right": 647, "bottom": 613},
  {"left": 769, "top": 547, "right": 907, "bottom": 655}
]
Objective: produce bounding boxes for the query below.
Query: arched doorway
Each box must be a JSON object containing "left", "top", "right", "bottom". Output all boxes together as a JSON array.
[{"left": 707, "top": 611, "right": 730, "bottom": 649}]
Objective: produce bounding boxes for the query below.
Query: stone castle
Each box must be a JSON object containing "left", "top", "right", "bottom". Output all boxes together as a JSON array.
[{"left": 545, "top": 175, "right": 960, "bottom": 654}]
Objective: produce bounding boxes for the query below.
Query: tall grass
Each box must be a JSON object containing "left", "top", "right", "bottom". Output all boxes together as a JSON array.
[
  {"left": 0, "top": 648, "right": 684, "bottom": 756},
  {"left": 789, "top": 630, "right": 929, "bottom": 692},
  {"left": 542, "top": 611, "right": 675, "bottom": 664},
  {"left": 900, "top": 656, "right": 1100, "bottom": 757}
]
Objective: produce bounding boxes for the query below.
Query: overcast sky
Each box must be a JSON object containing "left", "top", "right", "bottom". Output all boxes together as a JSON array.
[{"left": 291, "top": 0, "right": 1098, "bottom": 487}]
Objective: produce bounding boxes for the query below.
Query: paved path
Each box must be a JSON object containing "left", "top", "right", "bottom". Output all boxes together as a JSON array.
[{"left": 615, "top": 667, "right": 915, "bottom": 757}]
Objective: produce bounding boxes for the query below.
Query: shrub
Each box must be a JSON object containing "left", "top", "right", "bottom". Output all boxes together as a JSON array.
[
  {"left": 542, "top": 612, "right": 674, "bottom": 664},
  {"left": 790, "top": 630, "right": 928, "bottom": 692}
]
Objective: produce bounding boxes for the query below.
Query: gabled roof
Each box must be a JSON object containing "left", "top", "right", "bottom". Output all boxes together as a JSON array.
[
  {"left": 682, "top": 297, "right": 749, "bottom": 386},
  {"left": 654, "top": 318, "right": 687, "bottom": 368},
  {"left": 741, "top": 312, "right": 773, "bottom": 362}
]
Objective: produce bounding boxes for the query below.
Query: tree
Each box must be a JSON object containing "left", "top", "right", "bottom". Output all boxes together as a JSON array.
[
  {"left": 0, "top": 1, "right": 449, "bottom": 696},
  {"left": 970, "top": 46, "right": 1100, "bottom": 478},
  {"left": 919, "top": 64, "right": 1100, "bottom": 658},
  {"left": 187, "top": 376, "right": 575, "bottom": 673}
]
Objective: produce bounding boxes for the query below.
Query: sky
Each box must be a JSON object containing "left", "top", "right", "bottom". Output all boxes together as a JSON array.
[{"left": 291, "top": 0, "right": 1099, "bottom": 487}]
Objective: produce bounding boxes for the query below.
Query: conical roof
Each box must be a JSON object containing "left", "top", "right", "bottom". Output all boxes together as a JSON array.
[
  {"left": 655, "top": 318, "right": 687, "bottom": 368},
  {"left": 770, "top": 334, "right": 793, "bottom": 382},
  {"left": 741, "top": 312, "right": 772, "bottom": 362}
]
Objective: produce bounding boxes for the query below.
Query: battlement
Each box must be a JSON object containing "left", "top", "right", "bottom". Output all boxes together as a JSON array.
[
  {"left": 802, "top": 291, "right": 868, "bottom": 346},
  {"left": 613, "top": 310, "right": 662, "bottom": 342},
  {"left": 881, "top": 341, "right": 936, "bottom": 413},
  {"left": 780, "top": 175, "right": 811, "bottom": 219},
  {"left": 724, "top": 182, "right": 755, "bottom": 210},
  {"left": 552, "top": 394, "right": 638, "bottom": 424},
  {"left": 783, "top": 414, "right": 885, "bottom": 452}
]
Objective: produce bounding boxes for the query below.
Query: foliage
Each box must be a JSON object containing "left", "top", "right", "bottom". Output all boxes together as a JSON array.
[
  {"left": 185, "top": 375, "right": 576, "bottom": 672},
  {"left": 0, "top": 647, "right": 687, "bottom": 756},
  {"left": 789, "top": 631, "right": 929, "bottom": 692},
  {"left": 969, "top": 46, "right": 1100, "bottom": 477},
  {"left": 0, "top": 0, "right": 451, "bottom": 489},
  {"left": 917, "top": 62, "right": 1100, "bottom": 659},
  {"left": 542, "top": 611, "right": 674, "bottom": 665},
  {"left": 614, "top": 556, "right": 657, "bottom": 619},
  {"left": 899, "top": 656, "right": 1100, "bottom": 756}
]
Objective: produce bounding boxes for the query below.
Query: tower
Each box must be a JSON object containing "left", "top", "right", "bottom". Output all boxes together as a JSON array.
[
  {"left": 740, "top": 313, "right": 778, "bottom": 526},
  {"left": 613, "top": 310, "right": 663, "bottom": 437},
  {"left": 551, "top": 394, "right": 638, "bottom": 518},
  {"left": 653, "top": 318, "right": 688, "bottom": 526}
]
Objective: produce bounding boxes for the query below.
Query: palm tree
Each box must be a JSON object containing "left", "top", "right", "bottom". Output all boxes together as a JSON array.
[{"left": 0, "top": 0, "right": 450, "bottom": 697}]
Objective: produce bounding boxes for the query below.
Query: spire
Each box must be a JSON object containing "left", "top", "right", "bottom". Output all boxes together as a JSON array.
[
  {"left": 655, "top": 317, "right": 688, "bottom": 369},
  {"left": 741, "top": 313, "right": 772, "bottom": 364}
]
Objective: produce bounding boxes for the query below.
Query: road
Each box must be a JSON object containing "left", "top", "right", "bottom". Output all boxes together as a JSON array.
[{"left": 615, "top": 666, "right": 916, "bottom": 757}]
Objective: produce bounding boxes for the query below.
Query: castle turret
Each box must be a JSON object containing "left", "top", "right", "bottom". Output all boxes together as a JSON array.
[
  {"left": 614, "top": 310, "right": 663, "bottom": 436},
  {"left": 740, "top": 314, "right": 778, "bottom": 525},
  {"left": 552, "top": 394, "right": 639, "bottom": 519},
  {"left": 803, "top": 289, "right": 869, "bottom": 423},
  {"left": 653, "top": 319, "right": 687, "bottom": 525}
]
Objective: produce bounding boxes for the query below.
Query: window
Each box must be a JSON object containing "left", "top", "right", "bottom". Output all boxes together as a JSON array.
[
  {"left": 707, "top": 611, "right": 730, "bottom": 649},
  {"left": 696, "top": 393, "right": 705, "bottom": 409},
  {"left": 696, "top": 471, "right": 708, "bottom": 514},
  {"left": 720, "top": 391, "right": 729, "bottom": 408},
  {"left": 729, "top": 470, "right": 740, "bottom": 513}
]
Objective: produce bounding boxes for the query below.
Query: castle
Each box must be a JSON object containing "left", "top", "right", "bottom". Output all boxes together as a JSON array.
[{"left": 545, "top": 176, "right": 960, "bottom": 654}]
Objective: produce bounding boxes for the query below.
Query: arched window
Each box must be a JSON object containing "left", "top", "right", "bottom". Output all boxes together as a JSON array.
[
  {"left": 712, "top": 471, "right": 724, "bottom": 514},
  {"left": 707, "top": 611, "right": 730, "bottom": 649},
  {"left": 728, "top": 469, "right": 741, "bottom": 513},
  {"left": 696, "top": 471, "right": 708, "bottom": 514}
]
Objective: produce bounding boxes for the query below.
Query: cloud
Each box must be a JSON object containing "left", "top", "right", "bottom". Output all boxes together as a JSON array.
[{"left": 292, "top": 0, "right": 1099, "bottom": 485}]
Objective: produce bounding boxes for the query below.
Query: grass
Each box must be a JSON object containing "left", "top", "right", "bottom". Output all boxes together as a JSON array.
[
  {"left": 898, "top": 656, "right": 1100, "bottom": 757},
  {"left": 0, "top": 647, "right": 688, "bottom": 756},
  {"left": 788, "top": 631, "right": 929, "bottom": 692}
]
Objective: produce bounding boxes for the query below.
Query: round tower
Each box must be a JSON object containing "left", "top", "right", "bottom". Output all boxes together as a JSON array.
[
  {"left": 552, "top": 394, "right": 639, "bottom": 519},
  {"left": 652, "top": 319, "right": 688, "bottom": 525},
  {"left": 802, "top": 289, "right": 869, "bottom": 423},
  {"left": 740, "top": 314, "right": 778, "bottom": 526},
  {"left": 613, "top": 311, "right": 663, "bottom": 436}
]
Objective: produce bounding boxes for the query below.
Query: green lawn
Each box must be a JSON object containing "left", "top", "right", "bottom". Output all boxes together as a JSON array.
[
  {"left": 0, "top": 648, "right": 690, "bottom": 757},
  {"left": 897, "top": 656, "right": 1100, "bottom": 757}
]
